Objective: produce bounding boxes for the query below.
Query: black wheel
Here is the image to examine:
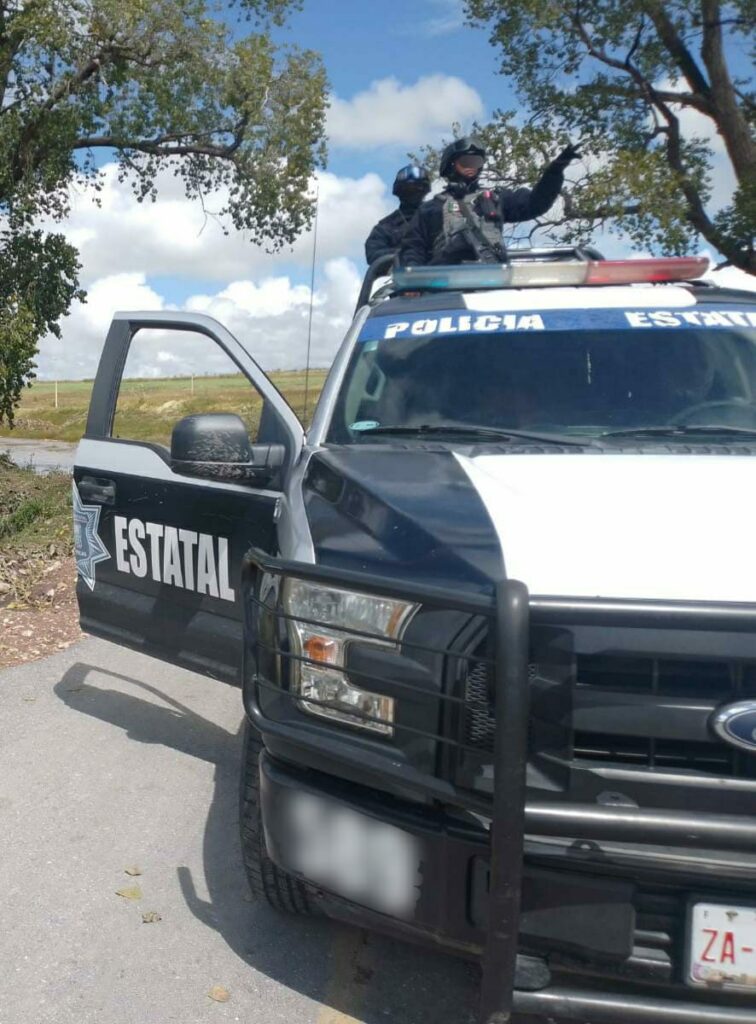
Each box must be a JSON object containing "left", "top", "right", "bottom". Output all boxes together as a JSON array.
[{"left": 239, "top": 718, "right": 320, "bottom": 915}]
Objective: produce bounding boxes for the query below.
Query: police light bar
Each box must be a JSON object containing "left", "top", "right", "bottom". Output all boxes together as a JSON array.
[{"left": 392, "top": 256, "right": 709, "bottom": 292}]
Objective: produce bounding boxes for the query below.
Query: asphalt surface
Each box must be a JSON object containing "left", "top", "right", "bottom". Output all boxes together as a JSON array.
[{"left": 0, "top": 637, "right": 480, "bottom": 1024}]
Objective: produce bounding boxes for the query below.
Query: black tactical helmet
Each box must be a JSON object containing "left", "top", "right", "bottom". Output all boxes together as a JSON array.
[
  {"left": 439, "top": 136, "right": 486, "bottom": 178},
  {"left": 392, "top": 164, "right": 431, "bottom": 198}
]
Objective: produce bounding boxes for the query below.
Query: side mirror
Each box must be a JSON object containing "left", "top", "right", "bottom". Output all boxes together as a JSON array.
[{"left": 170, "top": 413, "right": 285, "bottom": 485}]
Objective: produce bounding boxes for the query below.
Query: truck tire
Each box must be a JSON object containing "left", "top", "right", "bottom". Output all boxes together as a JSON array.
[{"left": 239, "top": 719, "right": 320, "bottom": 916}]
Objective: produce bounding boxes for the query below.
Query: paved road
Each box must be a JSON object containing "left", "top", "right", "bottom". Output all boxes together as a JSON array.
[
  {"left": 1, "top": 437, "right": 76, "bottom": 474},
  {"left": 0, "top": 638, "right": 479, "bottom": 1024}
]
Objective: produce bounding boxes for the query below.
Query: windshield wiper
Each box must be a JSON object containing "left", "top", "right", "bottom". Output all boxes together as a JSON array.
[
  {"left": 601, "top": 424, "right": 756, "bottom": 440},
  {"left": 357, "top": 424, "right": 589, "bottom": 446}
]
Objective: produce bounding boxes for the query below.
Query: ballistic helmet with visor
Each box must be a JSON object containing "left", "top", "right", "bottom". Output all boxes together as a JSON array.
[
  {"left": 439, "top": 136, "right": 486, "bottom": 178},
  {"left": 392, "top": 164, "right": 431, "bottom": 198}
]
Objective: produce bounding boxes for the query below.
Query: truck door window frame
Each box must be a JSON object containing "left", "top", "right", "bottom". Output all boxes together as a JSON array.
[{"left": 85, "top": 311, "right": 304, "bottom": 473}]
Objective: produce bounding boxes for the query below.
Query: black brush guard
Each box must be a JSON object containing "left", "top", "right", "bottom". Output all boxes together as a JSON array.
[{"left": 242, "top": 550, "right": 756, "bottom": 1024}]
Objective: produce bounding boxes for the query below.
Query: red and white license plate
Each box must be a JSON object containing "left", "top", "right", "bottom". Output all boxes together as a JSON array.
[{"left": 688, "top": 902, "right": 756, "bottom": 990}]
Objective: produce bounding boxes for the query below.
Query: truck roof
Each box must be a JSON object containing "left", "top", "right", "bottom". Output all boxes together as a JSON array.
[{"left": 367, "top": 282, "right": 756, "bottom": 319}]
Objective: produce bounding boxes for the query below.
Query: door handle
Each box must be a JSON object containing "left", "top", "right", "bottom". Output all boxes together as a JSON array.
[{"left": 79, "top": 476, "right": 116, "bottom": 505}]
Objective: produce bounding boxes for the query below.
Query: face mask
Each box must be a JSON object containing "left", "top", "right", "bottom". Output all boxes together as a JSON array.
[{"left": 397, "top": 184, "right": 428, "bottom": 205}]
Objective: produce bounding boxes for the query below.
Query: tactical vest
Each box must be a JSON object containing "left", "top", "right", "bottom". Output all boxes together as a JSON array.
[{"left": 432, "top": 189, "right": 506, "bottom": 263}]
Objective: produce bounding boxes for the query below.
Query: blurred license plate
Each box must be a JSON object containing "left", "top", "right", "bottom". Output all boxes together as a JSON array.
[
  {"left": 281, "top": 791, "right": 421, "bottom": 918},
  {"left": 688, "top": 902, "right": 756, "bottom": 990}
]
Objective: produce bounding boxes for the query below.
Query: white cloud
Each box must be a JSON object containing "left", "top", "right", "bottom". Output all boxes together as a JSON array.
[
  {"left": 42, "top": 163, "right": 391, "bottom": 287},
  {"left": 27, "top": 74, "right": 483, "bottom": 384},
  {"left": 327, "top": 75, "right": 484, "bottom": 150},
  {"left": 38, "top": 274, "right": 165, "bottom": 380},
  {"left": 186, "top": 258, "right": 361, "bottom": 371},
  {"left": 420, "top": 0, "right": 466, "bottom": 36},
  {"left": 36, "top": 259, "right": 361, "bottom": 380},
  {"left": 30, "top": 153, "right": 394, "bottom": 381}
]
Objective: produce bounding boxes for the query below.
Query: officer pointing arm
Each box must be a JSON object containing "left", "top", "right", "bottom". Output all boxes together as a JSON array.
[
  {"left": 399, "top": 137, "right": 580, "bottom": 266},
  {"left": 365, "top": 165, "right": 431, "bottom": 266}
]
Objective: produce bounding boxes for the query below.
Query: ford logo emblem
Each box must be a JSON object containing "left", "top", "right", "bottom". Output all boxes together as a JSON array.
[{"left": 711, "top": 701, "right": 756, "bottom": 754}]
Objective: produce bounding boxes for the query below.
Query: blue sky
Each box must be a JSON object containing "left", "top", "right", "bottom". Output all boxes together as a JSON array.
[
  {"left": 34, "top": 0, "right": 753, "bottom": 380},
  {"left": 150, "top": 0, "right": 511, "bottom": 306},
  {"left": 279, "top": 0, "right": 504, "bottom": 178}
]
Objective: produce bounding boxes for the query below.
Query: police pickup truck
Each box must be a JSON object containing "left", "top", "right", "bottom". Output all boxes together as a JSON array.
[{"left": 74, "top": 249, "right": 756, "bottom": 1024}]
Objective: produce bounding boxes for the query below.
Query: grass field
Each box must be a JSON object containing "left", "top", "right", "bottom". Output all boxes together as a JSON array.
[{"left": 0, "top": 370, "right": 329, "bottom": 445}]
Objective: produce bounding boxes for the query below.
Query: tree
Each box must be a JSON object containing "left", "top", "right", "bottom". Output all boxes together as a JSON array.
[
  {"left": 462, "top": 1, "right": 754, "bottom": 272},
  {"left": 0, "top": 0, "right": 328, "bottom": 424}
]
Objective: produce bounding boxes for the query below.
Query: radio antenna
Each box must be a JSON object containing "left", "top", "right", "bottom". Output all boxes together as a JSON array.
[{"left": 302, "top": 183, "right": 319, "bottom": 426}]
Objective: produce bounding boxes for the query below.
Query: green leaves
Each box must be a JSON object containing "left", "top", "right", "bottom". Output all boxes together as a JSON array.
[
  {"left": 463, "top": 1, "right": 755, "bottom": 274},
  {"left": 0, "top": 0, "right": 328, "bottom": 424},
  {"left": 0, "top": 228, "right": 84, "bottom": 425}
]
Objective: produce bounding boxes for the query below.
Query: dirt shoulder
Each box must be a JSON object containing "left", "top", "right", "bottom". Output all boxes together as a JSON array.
[
  {"left": 0, "top": 556, "right": 81, "bottom": 668},
  {"left": 0, "top": 455, "right": 81, "bottom": 669}
]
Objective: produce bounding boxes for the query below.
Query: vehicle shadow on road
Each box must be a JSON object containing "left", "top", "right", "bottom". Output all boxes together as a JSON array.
[{"left": 54, "top": 661, "right": 479, "bottom": 1024}]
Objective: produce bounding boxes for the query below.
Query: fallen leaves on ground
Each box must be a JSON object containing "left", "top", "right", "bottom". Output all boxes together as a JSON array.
[
  {"left": 124, "top": 866, "right": 142, "bottom": 876},
  {"left": 207, "top": 985, "right": 230, "bottom": 1003},
  {"left": 115, "top": 885, "right": 143, "bottom": 901},
  {"left": 0, "top": 556, "right": 81, "bottom": 668},
  {"left": 142, "top": 911, "right": 162, "bottom": 924},
  {"left": 0, "top": 458, "right": 79, "bottom": 669}
]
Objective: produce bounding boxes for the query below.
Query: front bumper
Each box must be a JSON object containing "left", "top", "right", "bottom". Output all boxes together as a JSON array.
[
  {"left": 259, "top": 750, "right": 756, "bottom": 1024},
  {"left": 243, "top": 552, "right": 756, "bottom": 1023}
]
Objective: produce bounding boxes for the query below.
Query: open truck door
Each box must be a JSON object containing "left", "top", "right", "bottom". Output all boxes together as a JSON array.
[{"left": 73, "top": 311, "right": 304, "bottom": 683}]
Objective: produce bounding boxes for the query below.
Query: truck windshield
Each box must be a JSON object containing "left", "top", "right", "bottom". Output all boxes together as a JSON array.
[{"left": 326, "top": 323, "right": 756, "bottom": 444}]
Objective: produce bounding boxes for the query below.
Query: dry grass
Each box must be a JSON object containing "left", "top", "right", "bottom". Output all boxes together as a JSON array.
[{"left": 0, "top": 370, "right": 329, "bottom": 446}]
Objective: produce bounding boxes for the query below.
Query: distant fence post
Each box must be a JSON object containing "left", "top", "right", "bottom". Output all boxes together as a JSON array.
[{"left": 55, "top": 381, "right": 58, "bottom": 409}]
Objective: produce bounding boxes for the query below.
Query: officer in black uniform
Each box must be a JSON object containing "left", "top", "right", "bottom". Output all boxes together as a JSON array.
[
  {"left": 364, "top": 165, "right": 431, "bottom": 266},
  {"left": 399, "top": 137, "right": 580, "bottom": 266}
]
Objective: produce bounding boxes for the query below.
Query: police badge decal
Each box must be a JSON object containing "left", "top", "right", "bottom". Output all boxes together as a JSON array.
[{"left": 72, "top": 482, "right": 111, "bottom": 591}]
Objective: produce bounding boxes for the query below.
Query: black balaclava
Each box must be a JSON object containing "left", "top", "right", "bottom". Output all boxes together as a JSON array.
[{"left": 396, "top": 182, "right": 429, "bottom": 215}]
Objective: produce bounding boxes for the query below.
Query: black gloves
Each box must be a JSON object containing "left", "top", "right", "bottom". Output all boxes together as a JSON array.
[{"left": 553, "top": 143, "right": 581, "bottom": 169}]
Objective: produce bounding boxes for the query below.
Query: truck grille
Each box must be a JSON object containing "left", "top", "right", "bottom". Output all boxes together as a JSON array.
[
  {"left": 460, "top": 648, "right": 756, "bottom": 780},
  {"left": 572, "top": 653, "right": 756, "bottom": 779},
  {"left": 463, "top": 658, "right": 496, "bottom": 752},
  {"left": 576, "top": 653, "right": 756, "bottom": 700},
  {"left": 572, "top": 732, "right": 740, "bottom": 774}
]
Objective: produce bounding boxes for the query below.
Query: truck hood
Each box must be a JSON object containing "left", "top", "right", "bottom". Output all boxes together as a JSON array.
[
  {"left": 304, "top": 447, "right": 756, "bottom": 604},
  {"left": 457, "top": 451, "right": 756, "bottom": 602},
  {"left": 303, "top": 447, "right": 502, "bottom": 597}
]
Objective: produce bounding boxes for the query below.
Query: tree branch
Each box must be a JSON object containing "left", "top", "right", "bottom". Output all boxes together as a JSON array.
[
  {"left": 562, "top": 190, "right": 642, "bottom": 221},
  {"left": 647, "top": 88, "right": 714, "bottom": 114},
  {"left": 569, "top": 1, "right": 753, "bottom": 272},
  {"left": 73, "top": 134, "right": 241, "bottom": 159},
  {"left": 656, "top": 91, "right": 753, "bottom": 271},
  {"left": 580, "top": 80, "right": 714, "bottom": 116},
  {"left": 41, "top": 50, "right": 108, "bottom": 111},
  {"left": 700, "top": 0, "right": 755, "bottom": 182},
  {"left": 641, "top": 2, "right": 711, "bottom": 98}
]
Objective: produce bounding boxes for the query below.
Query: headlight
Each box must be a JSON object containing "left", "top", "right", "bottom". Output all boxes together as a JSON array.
[{"left": 282, "top": 579, "right": 418, "bottom": 736}]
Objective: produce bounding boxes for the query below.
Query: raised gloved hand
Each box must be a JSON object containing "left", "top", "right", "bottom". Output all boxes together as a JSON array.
[{"left": 553, "top": 143, "right": 582, "bottom": 168}]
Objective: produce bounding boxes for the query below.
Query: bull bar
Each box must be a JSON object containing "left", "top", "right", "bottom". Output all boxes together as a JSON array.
[{"left": 241, "top": 550, "right": 756, "bottom": 1024}]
